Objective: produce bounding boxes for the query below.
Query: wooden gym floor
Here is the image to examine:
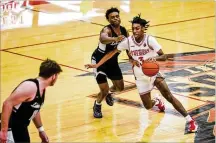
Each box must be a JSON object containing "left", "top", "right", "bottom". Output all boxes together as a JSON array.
[{"left": 1, "top": 0, "right": 215, "bottom": 142}]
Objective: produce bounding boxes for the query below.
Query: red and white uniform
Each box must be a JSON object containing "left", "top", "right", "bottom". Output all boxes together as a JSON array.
[{"left": 117, "top": 34, "right": 163, "bottom": 94}]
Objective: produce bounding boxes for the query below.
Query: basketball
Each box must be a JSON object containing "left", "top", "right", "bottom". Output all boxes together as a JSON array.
[{"left": 142, "top": 61, "right": 159, "bottom": 77}]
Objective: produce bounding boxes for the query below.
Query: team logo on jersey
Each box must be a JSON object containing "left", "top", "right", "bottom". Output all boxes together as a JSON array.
[
  {"left": 143, "top": 43, "right": 147, "bottom": 47},
  {"left": 110, "top": 41, "right": 120, "bottom": 46}
]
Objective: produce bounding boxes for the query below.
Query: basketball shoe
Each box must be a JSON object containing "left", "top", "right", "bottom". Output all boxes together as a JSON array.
[
  {"left": 93, "top": 101, "right": 102, "bottom": 118},
  {"left": 105, "top": 93, "right": 114, "bottom": 106},
  {"left": 154, "top": 96, "right": 165, "bottom": 112},
  {"left": 188, "top": 119, "right": 198, "bottom": 132}
]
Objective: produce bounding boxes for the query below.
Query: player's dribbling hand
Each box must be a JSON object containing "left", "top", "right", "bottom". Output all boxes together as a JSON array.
[
  {"left": 145, "top": 57, "right": 156, "bottom": 62},
  {"left": 129, "top": 59, "right": 140, "bottom": 67},
  {"left": 39, "top": 131, "right": 49, "bottom": 143},
  {"left": 0, "top": 130, "right": 7, "bottom": 143},
  {"left": 84, "top": 64, "right": 98, "bottom": 69}
]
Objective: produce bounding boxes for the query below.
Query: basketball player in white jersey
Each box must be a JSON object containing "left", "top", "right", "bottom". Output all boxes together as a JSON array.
[
  {"left": 0, "top": 59, "right": 62, "bottom": 143},
  {"left": 85, "top": 14, "right": 198, "bottom": 133}
]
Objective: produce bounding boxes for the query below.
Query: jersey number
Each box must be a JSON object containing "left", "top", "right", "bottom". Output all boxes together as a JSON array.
[{"left": 138, "top": 57, "right": 144, "bottom": 62}]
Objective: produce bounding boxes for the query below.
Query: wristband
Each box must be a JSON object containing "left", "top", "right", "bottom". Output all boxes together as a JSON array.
[{"left": 37, "top": 126, "right": 44, "bottom": 132}]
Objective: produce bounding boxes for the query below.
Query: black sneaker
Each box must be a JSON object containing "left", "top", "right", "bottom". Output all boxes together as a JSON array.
[
  {"left": 105, "top": 93, "right": 114, "bottom": 106},
  {"left": 93, "top": 101, "right": 102, "bottom": 118}
]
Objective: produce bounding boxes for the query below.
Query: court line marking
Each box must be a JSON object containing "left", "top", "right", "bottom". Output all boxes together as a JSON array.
[
  {"left": 29, "top": 8, "right": 215, "bottom": 30},
  {"left": 152, "top": 35, "right": 214, "bottom": 50},
  {"left": 2, "top": 50, "right": 214, "bottom": 104},
  {"left": 0, "top": 14, "right": 214, "bottom": 51}
]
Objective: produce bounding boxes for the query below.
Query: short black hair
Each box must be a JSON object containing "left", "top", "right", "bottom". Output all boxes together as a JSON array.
[
  {"left": 130, "top": 14, "right": 150, "bottom": 31},
  {"left": 105, "top": 7, "right": 120, "bottom": 20},
  {"left": 39, "top": 59, "right": 62, "bottom": 78}
]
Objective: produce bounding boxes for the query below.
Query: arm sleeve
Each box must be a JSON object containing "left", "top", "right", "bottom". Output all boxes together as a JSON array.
[
  {"left": 148, "top": 36, "right": 162, "bottom": 52},
  {"left": 117, "top": 38, "right": 129, "bottom": 51}
]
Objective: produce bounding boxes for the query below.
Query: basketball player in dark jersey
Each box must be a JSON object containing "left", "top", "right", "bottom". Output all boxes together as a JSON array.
[
  {"left": 91, "top": 7, "right": 129, "bottom": 118},
  {"left": 0, "top": 59, "right": 62, "bottom": 143}
]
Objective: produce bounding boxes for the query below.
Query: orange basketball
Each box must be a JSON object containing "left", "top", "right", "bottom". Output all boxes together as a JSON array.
[{"left": 142, "top": 61, "right": 159, "bottom": 77}]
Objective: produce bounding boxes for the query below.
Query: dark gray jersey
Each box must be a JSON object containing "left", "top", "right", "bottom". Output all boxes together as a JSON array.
[{"left": 9, "top": 78, "right": 45, "bottom": 127}]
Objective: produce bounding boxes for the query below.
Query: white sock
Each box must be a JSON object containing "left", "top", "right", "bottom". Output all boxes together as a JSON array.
[
  {"left": 153, "top": 94, "right": 160, "bottom": 105},
  {"left": 96, "top": 101, "right": 101, "bottom": 105},
  {"left": 155, "top": 99, "right": 159, "bottom": 105},
  {"left": 185, "top": 115, "right": 193, "bottom": 122}
]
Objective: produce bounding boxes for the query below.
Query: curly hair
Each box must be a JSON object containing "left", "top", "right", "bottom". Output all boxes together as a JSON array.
[
  {"left": 130, "top": 14, "right": 150, "bottom": 31},
  {"left": 105, "top": 7, "right": 120, "bottom": 20}
]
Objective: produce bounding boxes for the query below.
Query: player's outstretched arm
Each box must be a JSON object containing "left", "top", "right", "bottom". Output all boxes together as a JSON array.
[
  {"left": 100, "top": 27, "right": 115, "bottom": 44},
  {"left": 85, "top": 48, "right": 120, "bottom": 69},
  {"left": 146, "top": 49, "right": 167, "bottom": 62},
  {"left": 100, "top": 27, "right": 124, "bottom": 44},
  {"left": 155, "top": 49, "right": 167, "bottom": 61}
]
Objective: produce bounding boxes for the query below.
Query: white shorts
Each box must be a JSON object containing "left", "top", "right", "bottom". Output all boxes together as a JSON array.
[
  {"left": 135, "top": 76, "right": 156, "bottom": 95},
  {"left": 133, "top": 66, "right": 163, "bottom": 95}
]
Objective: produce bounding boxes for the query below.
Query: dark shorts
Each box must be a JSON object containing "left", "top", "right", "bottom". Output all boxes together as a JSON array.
[
  {"left": 91, "top": 56, "right": 123, "bottom": 84},
  {"left": 6, "top": 125, "right": 30, "bottom": 143}
]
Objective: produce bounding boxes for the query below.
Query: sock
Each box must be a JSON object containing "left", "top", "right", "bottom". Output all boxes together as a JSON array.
[
  {"left": 96, "top": 101, "right": 101, "bottom": 105},
  {"left": 153, "top": 98, "right": 159, "bottom": 105},
  {"left": 153, "top": 94, "right": 160, "bottom": 105},
  {"left": 185, "top": 115, "right": 193, "bottom": 122}
]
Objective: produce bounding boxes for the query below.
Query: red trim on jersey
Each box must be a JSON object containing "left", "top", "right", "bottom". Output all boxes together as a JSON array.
[{"left": 132, "top": 35, "right": 145, "bottom": 46}]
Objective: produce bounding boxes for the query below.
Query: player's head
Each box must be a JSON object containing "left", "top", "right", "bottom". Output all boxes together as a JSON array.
[
  {"left": 130, "top": 14, "right": 149, "bottom": 39},
  {"left": 39, "top": 59, "right": 62, "bottom": 86},
  {"left": 105, "top": 7, "right": 121, "bottom": 27}
]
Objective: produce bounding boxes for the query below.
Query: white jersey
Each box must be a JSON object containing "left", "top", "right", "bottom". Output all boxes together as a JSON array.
[{"left": 117, "top": 34, "right": 162, "bottom": 94}]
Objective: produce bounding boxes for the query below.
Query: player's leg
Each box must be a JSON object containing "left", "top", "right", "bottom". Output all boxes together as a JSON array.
[
  {"left": 136, "top": 79, "right": 165, "bottom": 111},
  {"left": 93, "top": 73, "right": 110, "bottom": 118},
  {"left": 110, "top": 79, "right": 124, "bottom": 92},
  {"left": 96, "top": 77, "right": 110, "bottom": 103},
  {"left": 140, "top": 92, "right": 155, "bottom": 109},
  {"left": 91, "top": 57, "right": 110, "bottom": 118},
  {"left": 106, "top": 64, "right": 124, "bottom": 106},
  {"left": 154, "top": 77, "right": 198, "bottom": 132},
  {"left": 137, "top": 80, "right": 157, "bottom": 110},
  {"left": 92, "top": 58, "right": 111, "bottom": 118},
  {"left": 109, "top": 63, "right": 124, "bottom": 92},
  {"left": 154, "top": 77, "right": 188, "bottom": 116}
]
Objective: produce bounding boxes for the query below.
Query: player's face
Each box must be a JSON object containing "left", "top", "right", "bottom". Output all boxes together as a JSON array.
[
  {"left": 108, "top": 12, "right": 121, "bottom": 26},
  {"left": 50, "top": 74, "right": 58, "bottom": 86},
  {"left": 132, "top": 23, "right": 144, "bottom": 39}
]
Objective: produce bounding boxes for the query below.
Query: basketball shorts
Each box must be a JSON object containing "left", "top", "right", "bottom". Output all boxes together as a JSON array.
[
  {"left": 91, "top": 56, "right": 123, "bottom": 84},
  {"left": 133, "top": 66, "right": 164, "bottom": 95},
  {"left": 7, "top": 126, "right": 30, "bottom": 143}
]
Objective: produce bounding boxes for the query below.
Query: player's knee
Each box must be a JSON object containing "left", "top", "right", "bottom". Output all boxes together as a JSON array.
[{"left": 96, "top": 74, "right": 107, "bottom": 84}]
